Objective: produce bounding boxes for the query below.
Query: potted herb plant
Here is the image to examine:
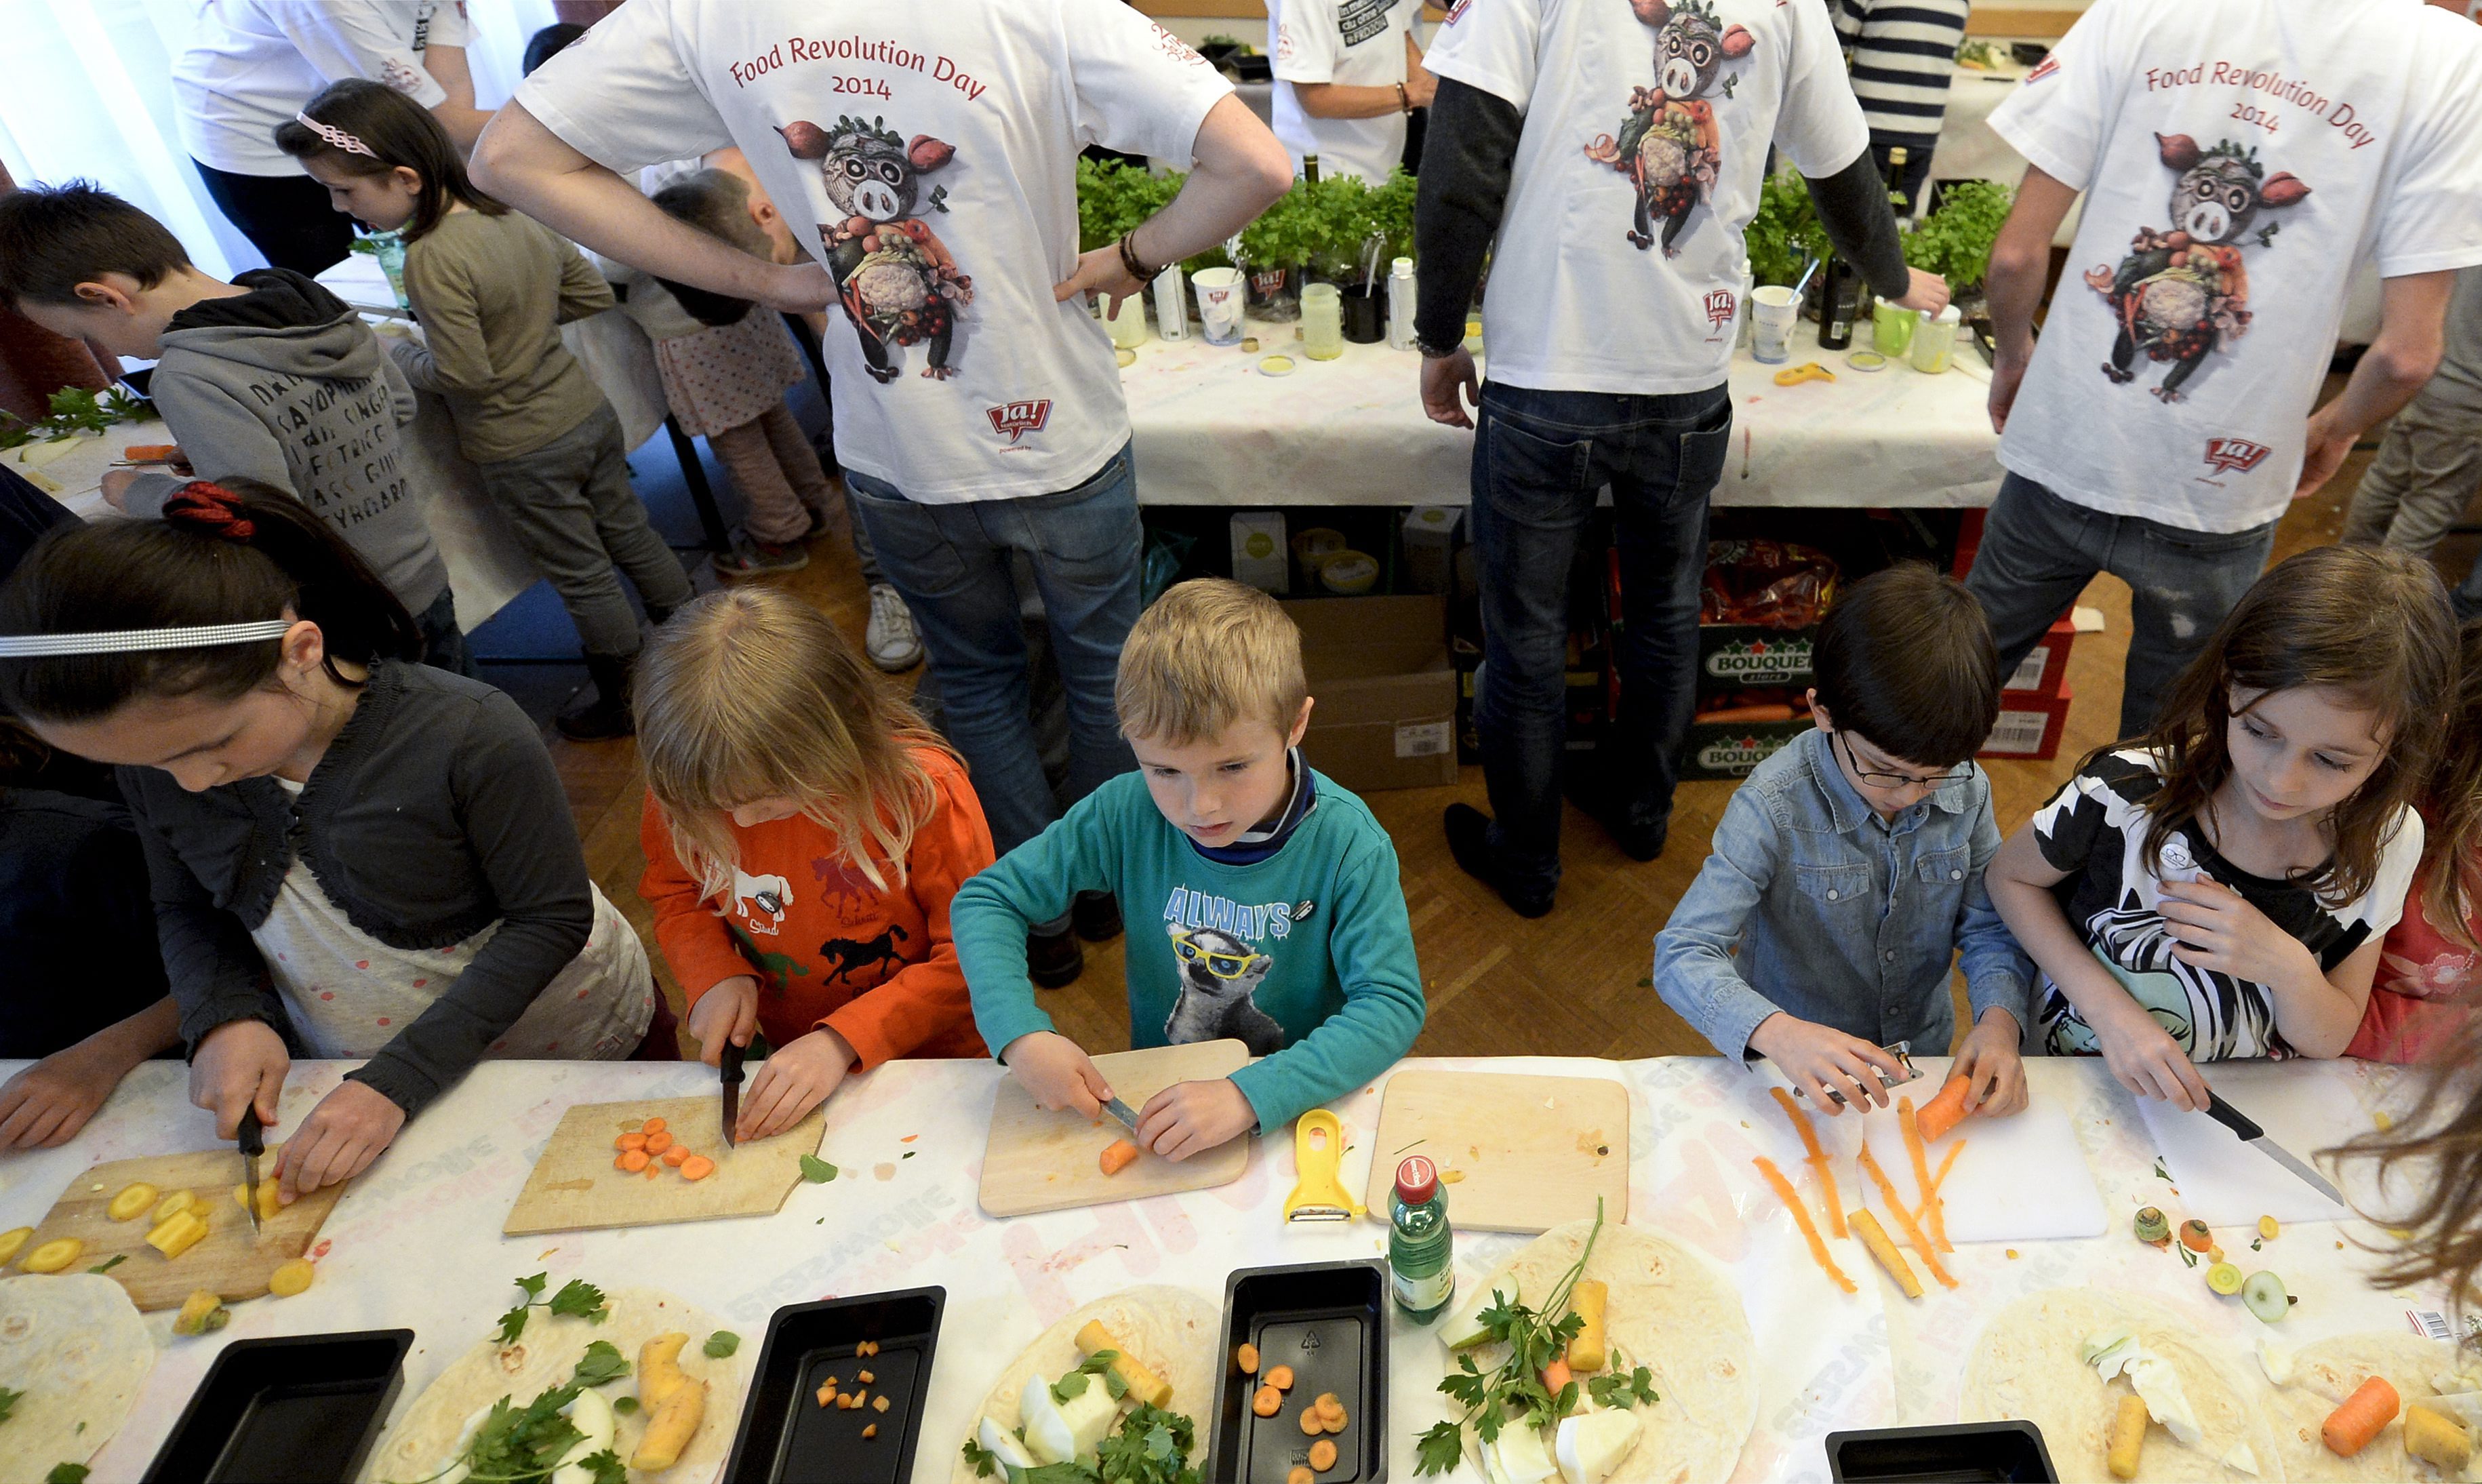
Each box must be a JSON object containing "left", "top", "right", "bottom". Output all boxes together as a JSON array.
[
  {"left": 1900, "top": 179, "right": 2014, "bottom": 315},
  {"left": 1238, "top": 180, "right": 1321, "bottom": 320}
]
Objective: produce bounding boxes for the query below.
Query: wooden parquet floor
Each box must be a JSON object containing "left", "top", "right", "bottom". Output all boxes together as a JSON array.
[{"left": 560, "top": 430, "right": 2384, "bottom": 1062}]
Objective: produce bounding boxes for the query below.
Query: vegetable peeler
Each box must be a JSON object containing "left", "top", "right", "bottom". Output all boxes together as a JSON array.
[
  {"left": 1283, "top": 1109, "right": 1364, "bottom": 1223},
  {"left": 1786, "top": 1041, "right": 1924, "bottom": 1105}
]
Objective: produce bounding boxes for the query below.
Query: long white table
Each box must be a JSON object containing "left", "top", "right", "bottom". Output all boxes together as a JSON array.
[
  {"left": 0, "top": 1052, "right": 2437, "bottom": 1483},
  {"left": 1119, "top": 319, "right": 2001, "bottom": 510}
]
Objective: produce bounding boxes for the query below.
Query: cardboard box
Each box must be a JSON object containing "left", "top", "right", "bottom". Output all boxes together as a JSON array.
[
  {"left": 1696, "top": 623, "right": 1818, "bottom": 693},
  {"left": 1286, "top": 595, "right": 1458, "bottom": 790},
  {"left": 1230, "top": 511, "right": 1288, "bottom": 593},
  {"left": 1980, "top": 683, "right": 2072, "bottom": 761},
  {"left": 1681, "top": 716, "right": 1816, "bottom": 781},
  {"left": 2004, "top": 618, "right": 2077, "bottom": 697}
]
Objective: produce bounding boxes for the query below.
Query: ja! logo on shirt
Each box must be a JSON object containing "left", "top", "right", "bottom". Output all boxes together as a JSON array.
[
  {"left": 987, "top": 399, "right": 1054, "bottom": 443},
  {"left": 2202, "top": 437, "right": 2271, "bottom": 476}
]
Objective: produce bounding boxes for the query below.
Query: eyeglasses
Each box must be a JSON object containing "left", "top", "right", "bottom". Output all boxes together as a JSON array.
[
  {"left": 1836, "top": 730, "right": 1972, "bottom": 791},
  {"left": 1173, "top": 931, "right": 1265, "bottom": 980}
]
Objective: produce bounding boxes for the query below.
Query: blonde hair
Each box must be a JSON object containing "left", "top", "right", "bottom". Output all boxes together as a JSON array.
[
  {"left": 1116, "top": 578, "right": 1307, "bottom": 744},
  {"left": 634, "top": 587, "right": 953, "bottom": 900}
]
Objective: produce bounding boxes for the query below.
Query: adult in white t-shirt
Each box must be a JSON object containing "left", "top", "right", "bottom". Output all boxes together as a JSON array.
[
  {"left": 173, "top": 0, "right": 496, "bottom": 275},
  {"left": 1269, "top": 0, "right": 1437, "bottom": 182},
  {"left": 1971, "top": 0, "right": 2482, "bottom": 741},
  {"left": 477, "top": 0, "right": 1289, "bottom": 980},
  {"left": 1408, "top": 0, "right": 1947, "bottom": 919}
]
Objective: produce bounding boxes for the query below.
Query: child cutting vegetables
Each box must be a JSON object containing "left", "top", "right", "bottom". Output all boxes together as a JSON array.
[
  {"left": 1988, "top": 545, "right": 2457, "bottom": 1108},
  {"left": 955, "top": 580, "right": 1426, "bottom": 1161},
  {"left": 637, "top": 587, "right": 993, "bottom": 1142},
  {"left": 1655, "top": 564, "right": 2032, "bottom": 1117}
]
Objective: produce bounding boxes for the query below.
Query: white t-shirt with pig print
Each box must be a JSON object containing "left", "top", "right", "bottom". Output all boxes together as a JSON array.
[
  {"left": 1420, "top": 0, "right": 1868, "bottom": 395},
  {"left": 515, "top": 0, "right": 1231, "bottom": 504},
  {"left": 1990, "top": 0, "right": 2482, "bottom": 534}
]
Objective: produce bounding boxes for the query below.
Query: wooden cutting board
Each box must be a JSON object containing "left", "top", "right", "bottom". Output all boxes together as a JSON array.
[
  {"left": 20, "top": 1149, "right": 346, "bottom": 1311},
  {"left": 977, "top": 1040, "right": 1252, "bottom": 1217},
  {"left": 503, "top": 1094, "right": 826, "bottom": 1235},
  {"left": 1360, "top": 1070, "right": 1630, "bottom": 1234}
]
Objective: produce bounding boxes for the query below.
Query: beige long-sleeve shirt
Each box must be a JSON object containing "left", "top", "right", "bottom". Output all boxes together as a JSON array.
[{"left": 391, "top": 207, "right": 615, "bottom": 464}]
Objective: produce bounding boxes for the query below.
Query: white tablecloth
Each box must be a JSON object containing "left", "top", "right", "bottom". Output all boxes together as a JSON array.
[
  {"left": 0, "top": 1051, "right": 2437, "bottom": 1484},
  {"left": 1120, "top": 317, "right": 2001, "bottom": 510}
]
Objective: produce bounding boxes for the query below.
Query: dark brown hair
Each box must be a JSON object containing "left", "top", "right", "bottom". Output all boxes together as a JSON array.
[
  {"left": 0, "top": 477, "right": 419, "bottom": 723},
  {"left": 0, "top": 180, "right": 191, "bottom": 312},
  {"left": 2341, "top": 1014, "right": 2482, "bottom": 1314},
  {"left": 2121, "top": 543, "right": 2457, "bottom": 907},
  {"left": 2419, "top": 618, "right": 2482, "bottom": 957},
  {"left": 649, "top": 170, "right": 765, "bottom": 326},
  {"left": 274, "top": 79, "right": 505, "bottom": 241},
  {"left": 1809, "top": 562, "right": 2001, "bottom": 769}
]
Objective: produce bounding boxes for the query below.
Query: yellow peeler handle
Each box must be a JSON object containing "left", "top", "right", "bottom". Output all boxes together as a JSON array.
[{"left": 1283, "top": 1108, "right": 1365, "bottom": 1222}]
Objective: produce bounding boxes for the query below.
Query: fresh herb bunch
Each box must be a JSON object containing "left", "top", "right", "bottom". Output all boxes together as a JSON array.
[
  {"left": 1415, "top": 1202, "right": 1624, "bottom": 1476},
  {"left": 495, "top": 1272, "right": 611, "bottom": 1344},
  {"left": 1742, "top": 169, "right": 1829, "bottom": 288},
  {"left": 1238, "top": 180, "right": 1327, "bottom": 272},
  {"left": 962, "top": 1401, "right": 1199, "bottom": 1484},
  {"left": 0, "top": 384, "right": 157, "bottom": 452},
  {"left": 1900, "top": 180, "right": 2014, "bottom": 292},
  {"left": 1363, "top": 168, "right": 1419, "bottom": 266},
  {"left": 1077, "top": 158, "right": 1183, "bottom": 253},
  {"left": 396, "top": 1344, "right": 629, "bottom": 1484}
]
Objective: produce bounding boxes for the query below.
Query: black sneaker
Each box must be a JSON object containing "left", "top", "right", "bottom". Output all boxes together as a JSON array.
[
  {"left": 1028, "top": 925, "right": 1084, "bottom": 988},
  {"left": 1563, "top": 773, "right": 1668, "bottom": 862},
  {"left": 1443, "top": 803, "right": 1554, "bottom": 918},
  {"left": 1072, "top": 890, "right": 1123, "bottom": 942}
]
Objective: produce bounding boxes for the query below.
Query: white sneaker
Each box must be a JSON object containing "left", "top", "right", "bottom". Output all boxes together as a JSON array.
[{"left": 866, "top": 583, "right": 923, "bottom": 671}]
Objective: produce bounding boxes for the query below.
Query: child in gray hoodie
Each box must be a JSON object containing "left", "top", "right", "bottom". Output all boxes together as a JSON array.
[{"left": 0, "top": 182, "right": 466, "bottom": 671}]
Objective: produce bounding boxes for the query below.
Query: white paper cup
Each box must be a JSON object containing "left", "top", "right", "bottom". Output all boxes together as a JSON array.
[
  {"left": 1749, "top": 285, "right": 1799, "bottom": 365},
  {"left": 1193, "top": 267, "right": 1245, "bottom": 346}
]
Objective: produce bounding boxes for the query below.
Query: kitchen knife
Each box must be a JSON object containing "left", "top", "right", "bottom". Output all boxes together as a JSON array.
[
  {"left": 719, "top": 1041, "right": 745, "bottom": 1149},
  {"left": 237, "top": 1107, "right": 264, "bottom": 1235},
  {"left": 1103, "top": 1096, "right": 1142, "bottom": 1135},
  {"left": 2201, "top": 1094, "right": 2348, "bottom": 1207}
]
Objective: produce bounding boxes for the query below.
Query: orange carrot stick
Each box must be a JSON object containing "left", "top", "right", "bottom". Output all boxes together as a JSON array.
[
  {"left": 1753, "top": 1155, "right": 1856, "bottom": 1294},
  {"left": 1914, "top": 1074, "right": 1974, "bottom": 1143},
  {"left": 1898, "top": 1098, "right": 1950, "bottom": 1254},
  {"left": 1099, "top": 1139, "right": 1140, "bottom": 1176},
  {"left": 2322, "top": 1376, "right": 2400, "bottom": 1458},
  {"left": 1769, "top": 1087, "right": 1847, "bottom": 1238},
  {"left": 1856, "top": 1144, "right": 1957, "bottom": 1288}
]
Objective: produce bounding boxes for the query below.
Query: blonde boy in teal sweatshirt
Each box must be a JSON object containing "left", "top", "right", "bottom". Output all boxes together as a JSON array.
[{"left": 955, "top": 579, "right": 1426, "bottom": 1160}]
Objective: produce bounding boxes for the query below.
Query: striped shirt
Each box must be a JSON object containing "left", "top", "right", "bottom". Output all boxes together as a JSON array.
[{"left": 1834, "top": 0, "right": 1971, "bottom": 151}]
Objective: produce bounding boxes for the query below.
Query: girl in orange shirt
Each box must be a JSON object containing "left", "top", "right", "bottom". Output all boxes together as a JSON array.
[{"left": 637, "top": 587, "right": 993, "bottom": 1140}]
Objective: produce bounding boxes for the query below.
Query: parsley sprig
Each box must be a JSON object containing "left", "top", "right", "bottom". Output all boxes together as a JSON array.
[
  {"left": 495, "top": 1272, "right": 610, "bottom": 1343},
  {"left": 386, "top": 1344, "right": 629, "bottom": 1484},
  {"left": 1415, "top": 1201, "right": 1622, "bottom": 1476},
  {"left": 1051, "top": 1349, "right": 1129, "bottom": 1405},
  {"left": 961, "top": 1401, "right": 1197, "bottom": 1484},
  {"left": 0, "top": 1384, "right": 22, "bottom": 1423}
]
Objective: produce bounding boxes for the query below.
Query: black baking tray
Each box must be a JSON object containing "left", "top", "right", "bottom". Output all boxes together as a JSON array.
[
  {"left": 1207, "top": 1261, "right": 1387, "bottom": 1484},
  {"left": 1825, "top": 1422, "right": 2060, "bottom": 1483},
  {"left": 142, "top": 1328, "right": 414, "bottom": 1483},
  {"left": 722, "top": 1285, "right": 944, "bottom": 1484}
]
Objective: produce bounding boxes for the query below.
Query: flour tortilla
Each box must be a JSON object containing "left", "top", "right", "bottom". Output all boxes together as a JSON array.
[
  {"left": 950, "top": 1285, "right": 1220, "bottom": 1484},
  {"left": 1959, "top": 1289, "right": 2276, "bottom": 1482},
  {"left": 0, "top": 1274, "right": 153, "bottom": 1484},
  {"left": 359, "top": 1285, "right": 746, "bottom": 1483},
  {"left": 1460, "top": 1220, "right": 1759, "bottom": 1484},
  {"left": 2262, "top": 1331, "right": 2481, "bottom": 1482}
]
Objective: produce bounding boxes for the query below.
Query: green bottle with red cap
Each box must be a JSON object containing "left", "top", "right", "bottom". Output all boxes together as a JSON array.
[{"left": 1388, "top": 1154, "right": 1454, "bottom": 1322}]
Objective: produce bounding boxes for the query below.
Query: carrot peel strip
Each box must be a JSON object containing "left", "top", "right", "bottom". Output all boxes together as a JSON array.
[
  {"left": 1857, "top": 1144, "right": 1958, "bottom": 1288},
  {"left": 1768, "top": 1086, "right": 1846, "bottom": 1238},
  {"left": 1753, "top": 1155, "right": 1856, "bottom": 1294},
  {"left": 1917, "top": 1139, "right": 1966, "bottom": 1251},
  {"left": 1898, "top": 1097, "right": 1950, "bottom": 1254}
]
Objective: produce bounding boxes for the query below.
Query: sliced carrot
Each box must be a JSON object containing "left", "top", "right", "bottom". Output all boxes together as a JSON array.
[
  {"left": 679, "top": 1155, "right": 715, "bottom": 1181},
  {"left": 661, "top": 1144, "right": 689, "bottom": 1167},
  {"left": 1913, "top": 1074, "right": 1974, "bottom": 1144},
  {"left": 1264, "top": 1364, "right": 1295, "bottom": 1392},
  {"left": 1308, "top": 1439, "right": 1338, "bottom": 1472},
  {"left": 1100, "top": 1138, "right": 1140, "bottom": 1176},
  {"left": 1289, "top": 1470, "right": 1315, "bottom": 1484},
  {"left": 1897, "top": 1098, "right": 1949, "bottom": 1254},
  {"left": 1237, "top": 1342, "right": 1260, "bottom": 1374},
  {"left": 1753, "top": 1155, "right": 1856, "bottom": 1294},
  {"left": 1769, "top": 1086, "right": 1846, "bottom": 1239},
  {"left": 1252, "top": 1385, "right": 1282, "bottom": 1418},
  {"left": 641, "top": 1117, "right": 668, "bottom": 1135},
  {"left": 1300, "top": 1407, "right": 1327, "bottom": 1436},
  {"left": 2322, "top": 1376, "right": 2400, "bottom": 1458},
  {"left": 1856, "top": 1144, "right": 1958, "bottom": 1289},
  {"left": 643, "top": 1161, "right": 660, "bottom": 1178},
  {"left": 645, "top": 1130, "right": 674, "bottom": 1155},
  {"left": 1540, "top": 1357, "right": 1572, "bottom": 1395},
  {"left": 1313, "top": 1393, "right": 1342, "bottom": 1419},
  {"left": 613, "top": 1152, "right": 632, "bottom": 1169},
  {"left": 615, "top": 1132, "right": 647, "bottom": 1151},
  {"left": 618, "top": 1148, "right": 652, "bottom": 1171}
]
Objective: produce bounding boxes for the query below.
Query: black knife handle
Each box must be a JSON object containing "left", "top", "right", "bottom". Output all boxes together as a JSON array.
[
  {"left": 2201, "top": 1096, "right": 2263, "bottom": 1143},
  {"left": 719, "top": 1042, "right": 746, "bottom": 1086},
  {"left": 236, "top": 1106, "right": 264, "bottom": 1156}
]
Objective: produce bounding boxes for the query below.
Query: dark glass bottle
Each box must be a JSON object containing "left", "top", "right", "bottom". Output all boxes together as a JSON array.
[{"left": 1818, "top": 253, "right": 1858, "bottom": 350}]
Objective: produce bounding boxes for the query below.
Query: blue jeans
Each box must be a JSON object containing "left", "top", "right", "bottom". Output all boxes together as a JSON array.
[
  {"left": 845, "top": 445, "right": 1142, "bottom": 857},
  {"left": 1470, "top": 382, "right": 1732, "bottom": 897},
  {"left": 1964, "top": 474, "right": 2276, "bottom": 742}
]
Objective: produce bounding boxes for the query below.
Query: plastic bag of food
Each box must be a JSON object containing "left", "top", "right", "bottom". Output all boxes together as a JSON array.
[{"left": 1700, "top": 540, "right": 1839, "bottom": 628}]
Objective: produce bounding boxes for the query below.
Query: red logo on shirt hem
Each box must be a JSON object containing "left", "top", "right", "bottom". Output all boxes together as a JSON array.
[
  {"left": 988, "top": 399, "right": 1054, "bottom": 443},
  {"left": 2203, "top": 437, "right": 2271, "bottom": 477},
  {"left": 2024, "top": 54, "right": 2061, "bottom": 83},
  {"left": 1443, "top": 0, "right": 1473, "bottom": 23}
]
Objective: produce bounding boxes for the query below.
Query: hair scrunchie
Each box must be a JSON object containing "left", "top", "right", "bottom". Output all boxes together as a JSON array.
[{"left": 163, "top": 480, "right": 256, "bottom": 541}]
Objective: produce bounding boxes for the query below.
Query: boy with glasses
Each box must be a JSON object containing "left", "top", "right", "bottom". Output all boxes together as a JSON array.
[{"left": 1655, "top": 564, "right": 2032, "bottom": 1118}]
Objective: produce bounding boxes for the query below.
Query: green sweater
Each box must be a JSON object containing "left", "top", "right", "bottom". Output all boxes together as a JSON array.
[{"left": 955, "top": 770, "right": 1425, "bottom": 1133}]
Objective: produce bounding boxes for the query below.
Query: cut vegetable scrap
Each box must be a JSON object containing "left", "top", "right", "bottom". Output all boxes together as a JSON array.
[
  {"left": 1237, "top": 1343, "right": 1260, "bottom": 1374},
  {"left": 1848, "top": 1209, "right": 1923, "bottom": 1300},
  {"left": 1752, "top": 1155, "right": 1856, "bottom": 1294},
  {"left": 1100, "top": 1140, "right": 1140, "bottom": 1176},
  {"left": 2321, "top": 1375, "right": 2397, "bottom": 1458},
  {"left": 1768, "top": 1087, "right": 1846, "bottom": 1238},
  {"left": 680, "top": 1155, "right": 715, "bottom": 1181},
  {"left": 1913, "top": 1075, "right": 1973, "bottom": 1144},
  {"left": 21, "top": 1238, "right": 81, "bottom": 1274},
  {"left": 1896, "top": 1098, "right": 1949, "bottom": 1254},
  {"left": 1856, "top": 1144, "right": 1957, "bottom": 1289},
  {"left": 268, "top": 1258, "right": 315, "bottom": 1297},
  {"left": 0, "top": 1226, "right": 28, "bottom": 1266}
]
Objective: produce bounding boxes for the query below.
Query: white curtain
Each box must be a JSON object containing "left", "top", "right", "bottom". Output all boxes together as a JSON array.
[{"left": 0, "top": 0, "right": 561, "bottom": 280}]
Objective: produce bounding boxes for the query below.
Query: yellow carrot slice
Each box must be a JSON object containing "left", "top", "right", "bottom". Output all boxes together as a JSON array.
[
  {"left": 1753, "top": 1155, "right": 1856, "bottom": 1294},
  {"left": 1898, "top": 1097, "right": 1950, "bottom": 1254},
  {"left": 1856, "top": 1144, "right": 1958, "bottom": 1289},
  {"left": 1769, "top": 1086, "right": 1847, "bottom": 1238}
]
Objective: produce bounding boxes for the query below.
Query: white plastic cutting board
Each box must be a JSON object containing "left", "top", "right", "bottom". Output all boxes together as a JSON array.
[
  {"left": 1850, "top": 1057, "right": 2110, "bottom": 1243},
  {"left": 2131, "top": 1060, "right": 2401, "bottom": 1226}
]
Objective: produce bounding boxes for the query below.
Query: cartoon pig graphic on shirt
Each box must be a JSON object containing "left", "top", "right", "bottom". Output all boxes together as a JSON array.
[
  {"left": 2085, "top": 133, "right": 2310, "bottom": 403},
  {"left": 1584, "top": 0, "right": 1754, "bottom": 256},
  {"left": 778, "top": 114, "right": 975, "bottom": 382}
]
